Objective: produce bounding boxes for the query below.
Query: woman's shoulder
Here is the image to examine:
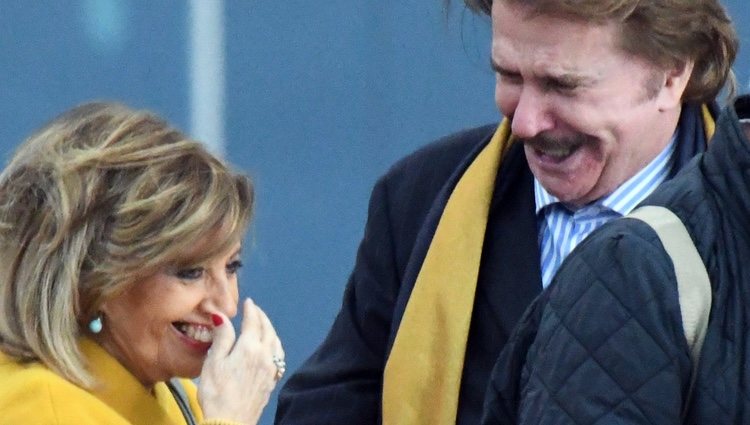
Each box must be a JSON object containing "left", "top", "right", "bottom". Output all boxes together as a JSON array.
[
  {"left": 0, "top": 354, "right": 130, "bottom": 425},
  {"left": 0, "top": 353, "right": 86, "bottom": 405}
]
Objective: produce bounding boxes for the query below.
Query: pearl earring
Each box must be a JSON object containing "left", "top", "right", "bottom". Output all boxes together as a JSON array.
[{"left": 88, "top": 315, "right": 103, "bottom": 334}]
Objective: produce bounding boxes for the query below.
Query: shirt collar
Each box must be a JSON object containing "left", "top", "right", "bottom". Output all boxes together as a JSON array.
[{"left": 534, "top": 130, "right": 677, "bottom": 215}]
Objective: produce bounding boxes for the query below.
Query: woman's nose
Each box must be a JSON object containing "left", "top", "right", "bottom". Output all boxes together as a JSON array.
[{"left": 206, "top": 274, "right": 238, "bottom": 318}]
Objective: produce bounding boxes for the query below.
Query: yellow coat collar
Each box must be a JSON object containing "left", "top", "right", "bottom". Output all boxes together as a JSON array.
[{"left": 81, "top": 337, "right": 200, "bottom": 424}]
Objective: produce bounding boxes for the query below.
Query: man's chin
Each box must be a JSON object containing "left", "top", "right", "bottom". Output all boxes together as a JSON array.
[{"left": 537, "top": 177, "right": 600, "bottom": 208}]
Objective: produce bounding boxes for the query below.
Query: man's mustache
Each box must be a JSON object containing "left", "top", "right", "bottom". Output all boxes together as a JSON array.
[{"left": 520, "top": 132, "right": 594, "bottom": 151}]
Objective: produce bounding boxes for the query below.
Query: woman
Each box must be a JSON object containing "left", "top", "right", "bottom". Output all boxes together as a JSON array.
[{"left": 0, "top": 102, "right": 284, "bottom": 424}]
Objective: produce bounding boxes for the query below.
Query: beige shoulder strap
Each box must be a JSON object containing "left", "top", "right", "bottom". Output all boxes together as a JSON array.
[{"left": 628, "top": 205, "right": 712, "bottom": 412}]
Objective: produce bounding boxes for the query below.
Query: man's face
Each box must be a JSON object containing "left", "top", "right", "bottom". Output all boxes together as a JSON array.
[{"left": 491, "top": 1, "right": 685, "bottom": 207}]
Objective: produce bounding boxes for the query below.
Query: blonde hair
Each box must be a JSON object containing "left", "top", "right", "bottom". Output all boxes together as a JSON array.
[{"left": 0, "top": 102, "right": 254, "bottom": 388}]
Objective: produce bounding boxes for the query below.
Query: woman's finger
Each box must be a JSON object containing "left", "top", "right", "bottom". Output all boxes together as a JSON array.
[
  {"left": 252, "top": 307, "right": 285, "bottom": 380},
  {"left": 206, "top": 310, "right": 235, "bottom": 363},
  {"left": 257, "top": 308, "right": 277, "bottom": 348},
  {"left": 199, "top": 300, "right": 281, "bottom": 424},
  {"left": 272, "top": 335, "right": 286, "bottom": 381},
  {"left": 274, "top": 336, "right": 285, "bottom": 362},
  {"left": 240, "top": 298, "right": 262, "bottom": 343},
  {"left": 255, "top": 303, "right": 269, "bottom": 344},
  {"left": 256, "top": 308, "right": 283, "bottom": 358}
]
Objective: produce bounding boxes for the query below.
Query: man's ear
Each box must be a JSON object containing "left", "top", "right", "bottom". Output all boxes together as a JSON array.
[{"left": 656, "top": 60, "right": 695, "bottom": 111}]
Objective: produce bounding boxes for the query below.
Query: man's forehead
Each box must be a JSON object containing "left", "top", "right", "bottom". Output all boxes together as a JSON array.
[
  {"left": 492, "top": 28, "right": 606, "bottom": 82},
  {"left": 492, "top": 54, "right": 599, "bottom": 87}
]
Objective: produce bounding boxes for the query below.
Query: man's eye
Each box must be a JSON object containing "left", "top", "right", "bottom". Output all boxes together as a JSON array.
[
  {"left": 175, "top": 267, "right": 204, "bottom": 280},
  {"left": 499, "top": 73, "right": 523, "bottom": 85},
  {"left": 226, "top": 260, "right": 243, "bottom": 275},
  {"left": 545, "top": 80, "right": 578, "bottom": 93}
]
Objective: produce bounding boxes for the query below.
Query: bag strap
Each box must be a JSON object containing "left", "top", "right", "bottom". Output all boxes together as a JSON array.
[
  {"left": 627, "top": 205, "right": 712, "bottom": 417},
  {"left": 167, "top": 378, "right": 198, "bottom": 425}
]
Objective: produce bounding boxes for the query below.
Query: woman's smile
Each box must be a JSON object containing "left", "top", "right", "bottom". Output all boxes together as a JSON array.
[{"left": 172, "top": 322, "right": 214, "bottom": 353}]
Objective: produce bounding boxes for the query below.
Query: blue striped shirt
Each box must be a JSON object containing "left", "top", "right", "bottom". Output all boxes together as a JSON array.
[{"left": 536, "top": 135, "right": 677, "bottom": 287}]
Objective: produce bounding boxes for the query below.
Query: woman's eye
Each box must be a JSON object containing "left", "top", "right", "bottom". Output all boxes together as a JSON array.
[
  {"left": 175, "top": 267, "right": 204, "bottom": 280},
  {"left": 226, "top": 260, "right": 243, "bottom": 275}
]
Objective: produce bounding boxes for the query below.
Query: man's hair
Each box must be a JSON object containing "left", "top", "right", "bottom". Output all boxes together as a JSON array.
[
  {"left": 0, "top": 102, "right": 254, "bottom": 388},
  {"left": 463, "top": 0, "right": 738, "bottom": 103}
]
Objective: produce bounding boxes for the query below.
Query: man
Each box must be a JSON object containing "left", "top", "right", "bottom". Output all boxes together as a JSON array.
[
  {"left": 275, "top": 0, "right": 737, "bottom": 423},
  {"left": 482, "top": 94, "right": 750, "bottom": 424}
]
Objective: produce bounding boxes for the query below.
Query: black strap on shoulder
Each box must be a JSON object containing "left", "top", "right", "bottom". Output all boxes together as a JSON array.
[{"left": 167, "top": 378, "right": 198, "bottom": 425}]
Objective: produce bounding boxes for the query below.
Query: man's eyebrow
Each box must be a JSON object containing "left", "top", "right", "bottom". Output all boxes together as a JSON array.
[
  {"left": 491, "top": 58, "right": 596, "bottom": 88},
  {"left": 490, "top": 59, "right": 503, "bottom": 73},
  {"left": 490, "top": 59, "right": 516, "bottom": 75},
  {"left": 544, "top": 73, "right": 592, "bottom": 88}
]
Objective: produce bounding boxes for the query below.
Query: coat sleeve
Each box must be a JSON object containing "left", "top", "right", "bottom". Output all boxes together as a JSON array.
[
  {"left": 515, "top": 220, "right": 694, "bottom": 425},
  {"left": 481, "top": 293, "right": 548, "bottom": 425},
  {"left": 275, "top": 176, "right": 402, "bottom": 424}
]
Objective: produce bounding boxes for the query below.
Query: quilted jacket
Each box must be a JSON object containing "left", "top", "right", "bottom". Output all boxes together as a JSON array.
[{"left": 482, "top": 95, "right": 750, "bottom": 425}]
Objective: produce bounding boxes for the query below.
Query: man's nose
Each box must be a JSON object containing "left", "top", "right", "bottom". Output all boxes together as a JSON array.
[{"left": 510, "top": 87, "right": 554, "bottom": 139}]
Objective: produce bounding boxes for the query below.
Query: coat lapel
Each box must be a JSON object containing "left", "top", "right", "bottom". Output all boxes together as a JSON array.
[{"left": 479, "top": 144, "right": 543, "bottom": 331}]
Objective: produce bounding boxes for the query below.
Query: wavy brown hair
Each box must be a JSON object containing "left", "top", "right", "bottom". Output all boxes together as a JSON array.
[
  {"left": 461, "top": 0, "right": 738, "bottom": 103},
  {"left": 0, "top": 102, "right": 254, "bottom": 387}
]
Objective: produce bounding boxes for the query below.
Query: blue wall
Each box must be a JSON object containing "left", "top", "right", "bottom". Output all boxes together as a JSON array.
[{"left": 1, "top": 2, "right": 749, "bottom": 423}]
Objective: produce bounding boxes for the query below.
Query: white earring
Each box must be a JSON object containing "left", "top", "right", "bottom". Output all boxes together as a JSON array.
[{"left": 88, "top": 315, "right": 103, "bottom": 334}]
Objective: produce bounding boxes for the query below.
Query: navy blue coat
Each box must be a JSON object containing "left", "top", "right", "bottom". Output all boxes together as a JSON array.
[
  {"left": 276, "top": 124, "right": 545, "bottom": 424},
  {"left": 277, "top": 105, "right": 709, "bottom": 425},
  {"left": 482, "top": 97, "right": 750, "bottom": 424}
]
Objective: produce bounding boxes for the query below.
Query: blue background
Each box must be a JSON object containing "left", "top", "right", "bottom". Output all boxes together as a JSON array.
[{"left": 1, "top": 2, "right": 748, "bottom": 423}]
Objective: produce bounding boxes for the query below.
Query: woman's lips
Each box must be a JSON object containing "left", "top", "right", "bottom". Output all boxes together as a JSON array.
[{"left": 171, "top": 322, "right": 213, "bottom": 353}]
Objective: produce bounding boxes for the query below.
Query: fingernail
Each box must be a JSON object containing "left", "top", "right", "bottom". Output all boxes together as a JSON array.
[{"left": 211, "top": 314, "right": 223, "bottom": 326}]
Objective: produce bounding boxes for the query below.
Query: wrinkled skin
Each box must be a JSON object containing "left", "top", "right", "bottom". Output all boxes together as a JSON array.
[{"left": 492, "top": 1, "right": 693, "bottom": 207}]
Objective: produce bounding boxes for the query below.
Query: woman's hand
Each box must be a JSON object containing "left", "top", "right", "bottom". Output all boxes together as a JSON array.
[{"left": 198, "top": 298, "right": 285, "bottom": 425}]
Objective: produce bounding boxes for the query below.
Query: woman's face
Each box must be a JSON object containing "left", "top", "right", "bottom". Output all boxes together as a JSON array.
[{"left": 97, "top": 241, "right": 242, "bottom": 388}]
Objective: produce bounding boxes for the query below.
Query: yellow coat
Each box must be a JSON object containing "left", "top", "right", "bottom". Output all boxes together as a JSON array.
[{"left": 0, "top": 338, "right": 204, "bottom": 425}]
